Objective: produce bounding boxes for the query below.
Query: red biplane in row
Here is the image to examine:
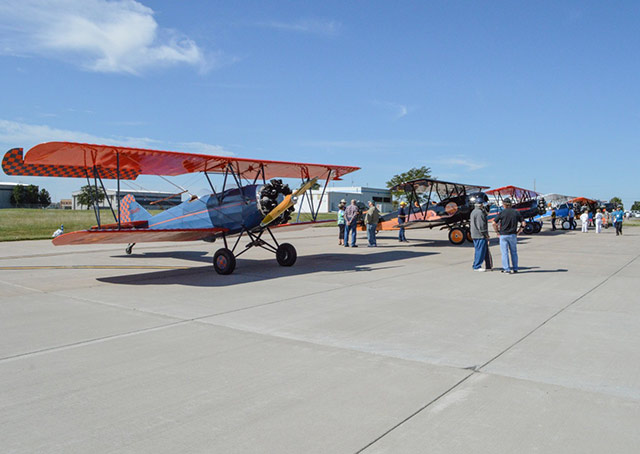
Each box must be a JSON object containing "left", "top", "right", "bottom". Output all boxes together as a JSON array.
[
  {"left": 2, "top": 142, "right": 359, "bottom": 274},
  {"left": 486, "top": 185, "right": 547, "bottom": 234}
]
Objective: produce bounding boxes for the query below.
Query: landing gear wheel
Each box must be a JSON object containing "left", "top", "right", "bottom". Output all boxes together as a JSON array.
[
  {"left": 465, "top": 228, "right": 473, "bottom": 243},
  {"left": 276, "top": 243, "right": 297, "bottom": 266},
  {"left": 213, "top": 248, "right": 236, "bottom": 275},
  {"left": 523, "top": 223, "right": 534, "bottom": 235},
  {"left": 532, "top": 221, "right": 542, "bottom": 233},
  {"left": 561, "top": 219, "right": 570, "bottom": 230},
  {"left": 125, "top": 243, "right": 135, "bottom": 255},
  {"left": 448, "top": 227, "right": 465, "bottom": 245}
]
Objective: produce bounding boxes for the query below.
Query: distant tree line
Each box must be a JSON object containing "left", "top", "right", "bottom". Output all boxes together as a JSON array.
[{"left": 10, "top": 184, "right": 51, "bottom": 208}]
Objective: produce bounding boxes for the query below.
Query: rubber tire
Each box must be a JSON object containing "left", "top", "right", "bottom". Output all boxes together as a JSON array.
[
  {"left": 561, "top": 219, "right": 571, "bottom": 230},
  {"left": 125, "top": 244, "right": 133, "bottom": 255},
  {"left": 465, "top": 228, "right": 473, "bottom": 243},
  {"left": 276, "top": 243, "right": 297, "bottom": 266},
  {"left": 532, "top": 221, "right": 542, "bottom": 233},
  {"left": 448, "top": 227, "right": 465, "bottom": 245},
  {"left": 213, "top": 248, "right": 236, "bottom": 275},
  {"left": 523, "top": 223, "right": 534, "bottom": 235}
]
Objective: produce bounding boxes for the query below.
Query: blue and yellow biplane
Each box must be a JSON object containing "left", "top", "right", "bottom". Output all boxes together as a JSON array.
[{"left": 2, "top": 142, "right": 359, "bottom": 274}]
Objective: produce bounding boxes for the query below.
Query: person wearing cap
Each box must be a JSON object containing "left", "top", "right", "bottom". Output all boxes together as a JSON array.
[
  {"left": 337, "top": 201, "right": 346, "bottom": 245},
  {"left": 491, "top": 197, "right": 525, "bottom": 274},
  {"left": 397, "top": 201, "right": 408, "bottom": 242},
  {"left": 470, "top": 201, "right": 490, "bottom": 271},
  {"left": 612, "top": 206, "right": 624, "bottom": 235}
]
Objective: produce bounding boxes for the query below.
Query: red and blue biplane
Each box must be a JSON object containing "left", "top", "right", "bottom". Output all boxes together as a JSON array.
[
  {"left": 2, "top": 142, "right": 359, "bottom": 274},
  {"left": 486, "top": 185, "right": 547, "bottom": 234}
]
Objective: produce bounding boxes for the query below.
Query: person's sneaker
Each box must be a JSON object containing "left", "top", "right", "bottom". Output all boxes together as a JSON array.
[
  {"left": 501, "top": 269, "right": 512, "bottom": 274},
  {"left": 512, "top": 270, "right": 518, "bottom": 273},
  {"left": 351, "top": 245, "right": 358, "bottom": 248},
  {"left": 475, "top": 268, "right": 486, "bottom": 272}
]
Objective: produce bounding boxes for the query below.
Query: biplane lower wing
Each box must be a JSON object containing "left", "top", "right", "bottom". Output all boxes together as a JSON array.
[
  {"left": 271, "top": 219, "right": 334, "bottom": 231},
  {"left": 52, "top": 228, "right": 228, "bottom": 246}
]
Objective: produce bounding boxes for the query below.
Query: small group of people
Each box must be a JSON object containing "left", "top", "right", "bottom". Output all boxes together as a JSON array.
[
  {"left": 579, "top": 206, "right": 625, "bottom": 235},
  {"left": 337, "top": 199, "right": 381, "bottom": 247},
  {"left": 471, "top": 197, "right": 525, "bottom": 274}
]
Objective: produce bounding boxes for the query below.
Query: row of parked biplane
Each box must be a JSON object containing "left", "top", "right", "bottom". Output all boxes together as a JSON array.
[{"left": 2, "top": 142, "right": 608, "bottom": 274}]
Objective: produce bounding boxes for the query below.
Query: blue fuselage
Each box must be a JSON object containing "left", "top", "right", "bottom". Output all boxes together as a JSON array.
[{"left": 145, "top": 185, "right": 265, "bottom": 234}]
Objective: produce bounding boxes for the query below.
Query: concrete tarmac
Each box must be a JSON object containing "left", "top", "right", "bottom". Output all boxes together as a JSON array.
[{"left": 1, "top": 225, "right": 639, "bottom": 453}]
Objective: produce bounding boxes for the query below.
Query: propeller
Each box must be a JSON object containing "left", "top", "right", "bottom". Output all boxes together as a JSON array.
[{"left": 260, "top": 177, "right": 318, "bottom": 227}]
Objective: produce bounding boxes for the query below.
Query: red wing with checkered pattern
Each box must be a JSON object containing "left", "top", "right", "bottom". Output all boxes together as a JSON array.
[{"left": 2, "top": 148, "right": 139, "bottom": 180}]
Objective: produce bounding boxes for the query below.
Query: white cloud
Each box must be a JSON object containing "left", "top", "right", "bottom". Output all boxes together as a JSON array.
[
  {"left": 261, "top": 19, "right": 341, "bottom": 36},
  {"left": 0, "top": 0, "right": 208, "bottom": 74},
  {"left": 437, "top": 156, "right": 486, "bottom": 171},
  {"left": 0, "top": 119, "right": 231, "bottom": 155},
  {"left": 372, "top": 100, "right": 411, "bottom": 119}
]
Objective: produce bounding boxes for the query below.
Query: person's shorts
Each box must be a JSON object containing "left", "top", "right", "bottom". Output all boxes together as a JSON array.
[{"left": 338, "top": 224, "right": 345, "bottom": 238}]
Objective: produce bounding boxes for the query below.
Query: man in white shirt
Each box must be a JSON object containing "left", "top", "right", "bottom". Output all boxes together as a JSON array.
[{"left": 580, "top": 210, "right": 589, "bottom": 233}]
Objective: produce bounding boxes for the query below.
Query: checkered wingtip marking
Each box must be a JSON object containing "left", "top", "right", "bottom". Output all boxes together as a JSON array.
[{"left": 2, "top": 148, "right": 138, "bottom": 180}]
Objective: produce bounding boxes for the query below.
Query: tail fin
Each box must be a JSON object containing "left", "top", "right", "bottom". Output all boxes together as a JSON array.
[{"left": 120, "top": 194, "right": 152, "bottom": 224}]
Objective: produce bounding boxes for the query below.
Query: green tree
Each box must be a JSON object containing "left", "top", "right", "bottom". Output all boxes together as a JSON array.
[
  {"left": 10, "top": 184, "right": 40, "bottom": 207},
  {"left": 77, "top": 185, "right": 106, "bottom": 209},
  {"left": 10, "top": 185, "right": 24, "bottom": 206},
  {"left": 609, "top": 196, "right": 623, "bottom": 209},
  {"left": 38, "top": 188, "right": 51, "bottom": 208},
  {"left": 631, "top": 201, "right": 640, "bottom": 211},
  {"left": 386, "top": 166, "right": 432, "bottom": 205}
]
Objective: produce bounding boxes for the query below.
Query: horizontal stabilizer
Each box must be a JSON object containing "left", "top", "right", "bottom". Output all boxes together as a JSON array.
[{"left": 52, "top": 228, "right": 228, "bottom": 246}]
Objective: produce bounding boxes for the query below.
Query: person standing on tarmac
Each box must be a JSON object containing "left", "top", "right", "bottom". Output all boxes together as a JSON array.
[
  {"left": 551, "top": 208, "right": 557, "bottom": 231},
  {"left": 343, "top": 199, "right": 360, "bottom": 247},
  {"left": 397, "top": 201, "right": 408, "bottom": 242},
  {"left": 492, "top": 198, "right": 525, "bottom": 274},
  {"left": 470, "top": 202, "right": 491, "bottom": 271},
  {"left": 365, "top": 201, "right": 380, "bottom": 247}
]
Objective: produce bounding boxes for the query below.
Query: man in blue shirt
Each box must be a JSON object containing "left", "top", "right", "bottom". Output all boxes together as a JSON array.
[
  {"left": 397, "top": 201, "right": 408, "bottom": 242},
  {"left": 612, "top": 207, "right": 624, "bottom": 236}
]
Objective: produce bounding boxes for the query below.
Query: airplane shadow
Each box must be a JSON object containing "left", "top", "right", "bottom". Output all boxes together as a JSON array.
[{"left": 98, "top": 249, "right": 439, "bottom": 287}]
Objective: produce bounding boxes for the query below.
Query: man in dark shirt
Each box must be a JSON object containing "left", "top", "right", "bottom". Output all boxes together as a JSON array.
[
  {"left": 491, "top": 198, "right": 525, "bottom": 273},
  {"left": 551, "top": 209, "right": 556, "bottom": 231}
]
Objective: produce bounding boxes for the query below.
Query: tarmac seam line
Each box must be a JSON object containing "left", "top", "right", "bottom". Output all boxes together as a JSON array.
[
  {"left": 354, "top": 372, "right": 475, "bottom": 454},
  {"left": 477, "top": 250, "right": 640, "bottom": 371}
]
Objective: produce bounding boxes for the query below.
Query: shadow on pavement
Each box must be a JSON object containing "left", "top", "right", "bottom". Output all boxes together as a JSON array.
[{"left": 98, "top": 249, "right": 438, "bottom": 287}]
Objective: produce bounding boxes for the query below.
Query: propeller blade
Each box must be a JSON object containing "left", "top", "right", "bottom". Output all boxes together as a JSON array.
[{"left": 260, "top": 177, "right": 318, "bottom": 227}]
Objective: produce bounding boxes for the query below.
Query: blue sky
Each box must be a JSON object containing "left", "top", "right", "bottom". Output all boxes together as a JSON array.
[{"left": 1, "top": 0, "right": 638, "bottom": 206}]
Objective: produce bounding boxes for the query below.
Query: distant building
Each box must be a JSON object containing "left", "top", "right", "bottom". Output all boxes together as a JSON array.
[
  {"left": 72, "top": 188, "right": 182, "bottom": 210},
  {"left": 60, "top": 199, "right": 72, "bottom": 210},
  {"left": 293, "top": 186, "right": 393, "bottom": 213},
  {"left": 0, "top": 182, "right": 19, "bottom": 209}
]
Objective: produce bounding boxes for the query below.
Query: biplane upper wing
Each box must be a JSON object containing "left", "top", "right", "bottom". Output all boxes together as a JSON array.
[
  {"left": 568, "top": 197, "right": 597, "bottom": 205},
  {"left": 391, "top": 178, "right": 489, "bottom": 199},
  {"left": 2, "top": 142, "right": 360, "bottom": 180},
  {"left": 486, "top": 185, "right": 539, "bottom": 199},
  {"left": 52, "top": 227, "right": 229, "bottom": 246}
]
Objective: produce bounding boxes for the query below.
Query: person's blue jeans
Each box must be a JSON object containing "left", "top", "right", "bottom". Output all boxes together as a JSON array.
[
  {"left": 472, "top": 238, "right": 489, "bottom": 269},
  {"left": 398, "top": 224, "right": 406, "bottom": 241},
  {"left": 344, "top": 223, "right": 357, "bottom": 247},
  {"left": 499, "top": 234, "right": 518, "bottom": 271},
  {"left": 366, "top": 224, "right": 377, "bottom": 246}
]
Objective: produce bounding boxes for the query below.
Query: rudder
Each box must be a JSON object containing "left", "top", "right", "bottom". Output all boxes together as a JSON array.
[{"left": 120, "top": 194, "right": 151, "bottom": 223}]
